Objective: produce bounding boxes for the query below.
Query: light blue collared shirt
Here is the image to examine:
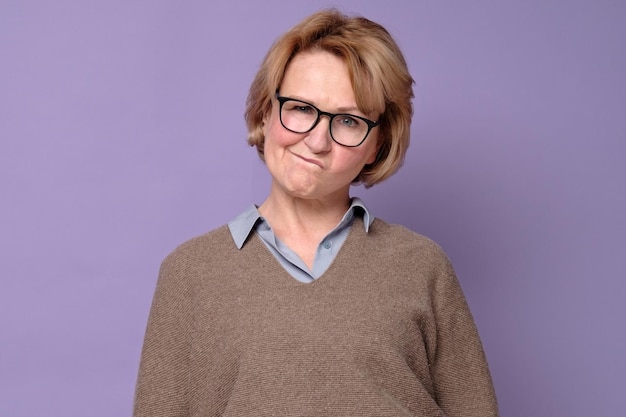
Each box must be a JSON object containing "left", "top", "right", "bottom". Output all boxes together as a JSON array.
[{"left": 228, "top": 197, "right": 374, "bottom": 283}]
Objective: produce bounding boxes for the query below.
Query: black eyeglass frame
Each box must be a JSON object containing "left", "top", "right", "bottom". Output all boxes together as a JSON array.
[{"left": 276, "top": 95, "right": 380, "bottom": 148}]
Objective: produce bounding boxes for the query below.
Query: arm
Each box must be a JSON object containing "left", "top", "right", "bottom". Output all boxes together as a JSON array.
[
  {"left": 430, "top": 255, "right": 499, "bottom": 417},
  {"left": 133, "top": 253, "right": 193, "bottom": 417}
]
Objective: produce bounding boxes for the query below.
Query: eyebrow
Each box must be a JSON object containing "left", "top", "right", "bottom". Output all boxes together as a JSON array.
[
  {"left": 285, "top": 94, "right": 363, "bottom": 115},
  {"left": 336, "top": 105, "right": 361, "bottom": 113}
]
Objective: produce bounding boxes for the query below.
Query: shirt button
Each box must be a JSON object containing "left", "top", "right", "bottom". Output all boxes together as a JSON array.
[{"left": 322, "top": 241, "right": 331, "bottom": 249}]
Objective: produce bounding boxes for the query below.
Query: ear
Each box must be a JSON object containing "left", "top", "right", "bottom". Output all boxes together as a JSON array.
[
  {"left": 260, "top": 113, "right": 269, "bottom": 138},
  {"left": 261, "top": 103, "right": 274, "bottom": 132},
  {"left": 366, "top": 149, "right": 377, "bottom": 165},
  {"left": 365, "top": 140, "right": 382, "bottom": 165}
]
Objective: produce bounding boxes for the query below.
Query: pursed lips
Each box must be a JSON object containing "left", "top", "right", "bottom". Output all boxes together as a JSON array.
[{"left": 290, "top": 150, "right": 324, "bottom": 168}]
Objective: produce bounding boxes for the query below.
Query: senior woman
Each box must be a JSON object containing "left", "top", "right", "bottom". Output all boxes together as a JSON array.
[{"left": 134, "top": 9, "right": 499, "bottom": 417}]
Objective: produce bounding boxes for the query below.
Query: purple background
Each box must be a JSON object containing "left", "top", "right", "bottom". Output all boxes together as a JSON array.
[{"left": 2, "top": 1, "right": 625, "bottom": 416}]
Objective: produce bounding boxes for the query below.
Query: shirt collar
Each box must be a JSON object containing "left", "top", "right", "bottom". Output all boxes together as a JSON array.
[{"left": 227, "top": 197, "right": 374, "bottom": 249}]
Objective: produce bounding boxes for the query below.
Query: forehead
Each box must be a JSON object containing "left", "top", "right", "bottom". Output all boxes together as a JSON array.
[
  {"left": 282, "top": 48, "right": 385, "bottom": 117},
  {"left": 279, "top": 50, "right": 357, "bottom": 108}
]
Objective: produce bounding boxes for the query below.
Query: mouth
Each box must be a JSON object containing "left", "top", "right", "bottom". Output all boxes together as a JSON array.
[{"left": 291, "top": 151, "right": 323, "bottom": 168}]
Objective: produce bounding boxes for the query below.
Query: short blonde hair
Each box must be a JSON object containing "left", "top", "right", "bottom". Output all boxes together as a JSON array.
[{"left": 245, "top": 9, "right": 414, "bottom": 187}]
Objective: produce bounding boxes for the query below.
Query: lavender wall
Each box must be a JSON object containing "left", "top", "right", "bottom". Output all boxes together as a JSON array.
[{"left": 2, "top": 1, "right": 624, "bottom": 416}]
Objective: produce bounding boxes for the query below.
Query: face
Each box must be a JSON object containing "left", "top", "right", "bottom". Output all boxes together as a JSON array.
[{"left": 262, "top": 50, "right": 379, "bottom": 202}]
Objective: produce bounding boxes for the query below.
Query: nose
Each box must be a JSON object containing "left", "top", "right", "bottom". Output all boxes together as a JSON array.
[{"left": 303, "top": 115, "right": 332, "bottom": 153}]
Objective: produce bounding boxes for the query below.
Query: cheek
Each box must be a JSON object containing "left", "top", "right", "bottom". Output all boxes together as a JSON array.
[
  {"left": 264, "top": 114, "right": 299, "bottom": 148},
  {"left": 333, "top": 149, "right": 373, "bottom": 177},
  {"left": 337, "top": 141, "right": 378, "bottom": 171}
]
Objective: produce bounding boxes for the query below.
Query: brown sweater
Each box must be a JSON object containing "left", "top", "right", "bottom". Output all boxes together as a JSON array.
[{"left": 134, "top": 218, "right": 498, "bottom": 416}]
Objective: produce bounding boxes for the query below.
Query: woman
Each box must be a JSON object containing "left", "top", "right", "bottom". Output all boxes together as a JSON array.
[{"left": 134, "top": 9, "right": 498, "bottom": 417}]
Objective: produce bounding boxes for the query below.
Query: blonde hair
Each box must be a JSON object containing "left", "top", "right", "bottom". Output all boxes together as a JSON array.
[{"left": 245, "top": 9, "right": 414, "bottom": 187}]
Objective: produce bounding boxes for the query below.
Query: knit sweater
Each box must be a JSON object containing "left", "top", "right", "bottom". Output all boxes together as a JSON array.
[{"left": 133, "top": 218, "right": 498, "bottom": 416}]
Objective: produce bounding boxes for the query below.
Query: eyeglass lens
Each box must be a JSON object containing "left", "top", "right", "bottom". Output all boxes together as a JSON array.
[{"left": 279, "top": 99, "right": 371, "bottom": 147}]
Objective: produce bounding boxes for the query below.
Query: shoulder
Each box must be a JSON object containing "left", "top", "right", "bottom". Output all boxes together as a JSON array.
[
  {"left": 369, "top": 218, "right": 449, "bottom": 260},
  {"left": 159, "top": 225, "right": 234, "bottom": 273},
  {"left": 363, "top": 218, "right": 457, "bottom": 284}
]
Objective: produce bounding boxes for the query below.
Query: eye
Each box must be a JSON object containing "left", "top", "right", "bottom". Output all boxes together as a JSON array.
[
  {"left": 285, "top": 102, "right": 315, "bottom": 114},
  {"left": 296, "top": 105, "right": 314, "bottom": 114},
  {"left": 337, "top": 115, "right": 361, "bottom": 128}
]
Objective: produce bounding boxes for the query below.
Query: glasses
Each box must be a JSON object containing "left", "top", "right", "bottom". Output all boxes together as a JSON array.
[{"left": 276, "top": 95, "right": 379, "bottom": 147}]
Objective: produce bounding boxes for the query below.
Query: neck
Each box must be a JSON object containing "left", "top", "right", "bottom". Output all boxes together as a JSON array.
[{"left": 258, "top": 186, "right": 351, "bottom": 240}]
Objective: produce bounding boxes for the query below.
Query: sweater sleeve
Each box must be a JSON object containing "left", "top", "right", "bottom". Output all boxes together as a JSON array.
[
  {"left": 133, "top": 251, "right": 194, "bottom": 417},
  {"left": 429, "top": 254, "right": 499, "bottom": 417}
]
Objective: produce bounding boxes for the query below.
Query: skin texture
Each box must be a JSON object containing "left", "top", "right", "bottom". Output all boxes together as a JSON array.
[{"left": 258, "top": 50, "right": 380, "bottom": 267}]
